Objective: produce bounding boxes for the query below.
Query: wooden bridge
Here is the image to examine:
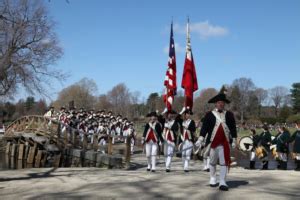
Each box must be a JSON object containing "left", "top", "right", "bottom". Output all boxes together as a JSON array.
[{"left": 2, "top": 115, "right": 132, "bottom": 169}]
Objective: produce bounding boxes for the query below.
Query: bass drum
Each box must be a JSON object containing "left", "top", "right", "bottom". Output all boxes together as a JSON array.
[{"left": 238, "top": 136, "right": 253, "bottom": 152}]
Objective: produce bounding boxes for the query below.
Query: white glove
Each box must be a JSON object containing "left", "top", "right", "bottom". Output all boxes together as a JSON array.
[
  {"left": 159, "top": 141, "right": 162, "bottom": 146},
  {"left": 195, "top": 136, "right": 204, "bottom": 147},
  {"left": 141, "top": 138, "right": 145, "bottom": 145},
  {"left": 232, "top": 138, "right": 237, "bottom": 149},
  {"left": 179, "top": 107, "right": 186, "bottom": 115},
  {"left": 161, "top": 107, "right": 168, "bottom": 115}
]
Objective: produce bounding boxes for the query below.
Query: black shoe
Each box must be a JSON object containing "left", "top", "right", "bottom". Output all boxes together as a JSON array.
[
  {"left": 250, "top": 161, "right": 255, "bottom": 169},
  {"left": 184, "top": 170, "right": 189, "bottom": 173},
  {"left": 210, "top": 183, "right": 219, "bottom": 187},
  {"left": 281, "top": 161, "right": 287, "bottom": 170},
  {"left": 166, "top": 169, "right": 170, "bottom": 172},
  {"left": 262, "top": 161, "right": 268, "bottom": 170},
  {"left": 151, "top": 170, "right": 156, "bottom": 172},
  {"left": 219, "top": 185, "right": 229, "bottom": 191},
  {"left": 147, "top": 168, "right": 150, "bottom": 172},
  {"left": 295, "top": 160, "right": 300, "bottom": 171}
]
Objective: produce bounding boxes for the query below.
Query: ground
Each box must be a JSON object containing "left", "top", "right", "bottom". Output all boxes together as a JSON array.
[{"left": 0, "top": 153, "right": 299, "bottom": 200}]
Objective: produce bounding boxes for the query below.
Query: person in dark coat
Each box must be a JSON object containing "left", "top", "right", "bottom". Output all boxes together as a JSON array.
[
  {"left": 246, "top": 129, "right": 260, "bottom": 169},
  {"left": 258, "top": 124, "right": 272, "bottom": 170},
  {"left": 178, "top": 107, "right": 196, "bottom": 172},
  {"left": 195, "top": 86, "right": 237, "bottom": 191},
  {"left": 289, "top": 120, "right": 300, "bottom": 171},
  {"left": 272, "top": 126, "right": 290, "bottom": 170},
  {"left": 142, "top": 112, "right": 163, "bottom": 172}
]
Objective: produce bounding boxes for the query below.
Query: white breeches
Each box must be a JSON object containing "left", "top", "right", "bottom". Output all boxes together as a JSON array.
[
  {"left": 278, "top": 152, "right": 287, "bottom": 162},
  {"left": 145, "top": 141, "right": 158, "bottom": 170},
  {"left": 164, "top": 141, "right": 175, "bottom": 169},
  {"left": 181, "top": 140, "right": 193, "bottom": 170},
  {"left": 250, "top": 151, "right": 256, "bottom": 161},
  {"left": 209, "top": 145, "right": 227, "bottom": 186}
]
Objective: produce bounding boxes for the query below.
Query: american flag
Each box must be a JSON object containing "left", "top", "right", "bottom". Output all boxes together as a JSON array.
[
  {"left": 181, "top": 18, "right": 198, "bottom": 110},
  {"left": 163, "top": 22, "right": 177, "bottom": 111}
]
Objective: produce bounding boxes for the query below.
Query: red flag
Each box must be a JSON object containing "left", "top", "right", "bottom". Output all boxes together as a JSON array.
[
  {"left": 181, "top": 19, "right": 198, "bottom": 109},
  {"left": 163, "top": 22, "right": 177, "bottom": 111}
]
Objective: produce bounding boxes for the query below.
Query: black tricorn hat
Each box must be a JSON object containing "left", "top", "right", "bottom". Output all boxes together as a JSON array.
[
  {"left": 208, "top": 85, "right": 231, "bottom": 104},
  {"left": 146, "top": 111, "right": 158, "bottom": 117},
  {"left": 167, "top": 110, "right": 177, "bottom": 115},
  {"left": 183, "top": 107, "right": 193, "bottom": 115}
]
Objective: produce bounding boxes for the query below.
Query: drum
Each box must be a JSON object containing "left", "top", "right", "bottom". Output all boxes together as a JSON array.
[
  {"left": 270, "top": 145, "right": 279, "bottom": 159},
  {"left": 255, "top": 146, "right": 268, "bottom": 159},
  {"left": 238, "top": 136, "right": 253, "bottom": 152}
]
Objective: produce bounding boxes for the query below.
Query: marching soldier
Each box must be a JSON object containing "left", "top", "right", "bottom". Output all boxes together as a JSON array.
[
  {"left": 162, "top": 110, "right": 179, "bottom": 172},
  {"left": 44, "top": 106, "right": 55, "bottom": 118},
  {"left": 142, "top": 112, "right": 163, "bottom": 172},
  {"left": 290, "top": 120, "right": 300, "bottom": 171},
  {"left": 258, "top": 124, "right": 272, "bottom": 170},
  {"left": 179, "top": 107, "right": 196, "bottom": 172},
  {"left": 272, "top": 126, "right": 290, "bottom": 170},
  {"left": 196, "top": 86, "right": 237, "bottom": 191}
]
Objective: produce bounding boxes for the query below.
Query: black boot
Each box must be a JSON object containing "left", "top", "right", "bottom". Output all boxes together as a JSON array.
[
  {"left": 277, "top": 160, "right": 281, "bottom": 169},
  {"left": 281, "top": 161, "right": 287, "bottom": 170},
  {"left": 250, "top": 161, "right": 255, "bottom": 169},
  {"left": 296, "top": 160, "right": 300, "bottom": 171},
  {"left": 262, "top": 161, "right": 268, "bottom": 170}
]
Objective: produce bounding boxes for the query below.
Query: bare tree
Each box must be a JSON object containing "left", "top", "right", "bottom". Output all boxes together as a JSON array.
[
  {"left": 254, "top": 88, "right": 268, "bottom": 117},
  {"left": 0, "top": 0, "right": 64, "bottom": 98},
  {"left": 269, "top": 86, "right": 289, "bottom": 117},
  {"left": 232, "top": 77, "right": 256, "bottom": 122},
  {"left": 107, "top": 83, "right": 132, "bottom": 116},
  {"left": 54, "top": 78, "right": 98, "bottom": 110},
  {"left": 194, "top": 88, "right": 218, "bottom": 118}
]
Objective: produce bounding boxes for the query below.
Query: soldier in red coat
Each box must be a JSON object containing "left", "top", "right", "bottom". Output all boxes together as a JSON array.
[
  {"left": 196, "top": 86, "right": 237, "bottom": 191},
  {"left": 142, "top": 112, "right": 163, "bottom": 172}
]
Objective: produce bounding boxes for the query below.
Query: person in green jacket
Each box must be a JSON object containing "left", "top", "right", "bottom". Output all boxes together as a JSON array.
[
  {"left": 289, "top": 120, "right": 300, "bottom": 171},
  {"left": 272, "top": 126, "right": 290, "bottom": 170},
  {"left": 258, "top": 124, "right": 272, "bottom": 170},
  {"left": 249, "top": 129, "right": 260, "bottom": 169}
]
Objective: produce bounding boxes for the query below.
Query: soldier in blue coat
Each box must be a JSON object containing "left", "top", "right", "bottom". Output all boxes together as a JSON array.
[{"left": 289, "top": 121, "right": 300, "bottom": 171}]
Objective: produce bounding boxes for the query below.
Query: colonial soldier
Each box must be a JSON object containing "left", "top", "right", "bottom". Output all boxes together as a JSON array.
[
  {"left": 97, "top": 119, "right": 108, "bottom": 153},
  {"left": 272, "top": 126, "right": 290, "bottom": 170},
  {"left": 179, "top": 107, "right": 196, "bottom": 172},
  {"left": 44, "top": 106, "right": 55, "bottom": 118},
  {"left": 196, "top": 86, "right": 237, "bottom": 191},
  {"left": 258, "top": 124, "right": 272, "bottom": 170},
  {"left": 290, "top": 120, "right": 300, "bottom": 171},
  {"left": 142, "top": 112, "right": 163, "bottom": 172},
  {"left": 248, "top": 129, "right": 260, "bottom": 169},
  {"left": 126, "top": 122, "right": 136, "bottom": 155},
  {"left": 162, "top": 110, "right": 179, "bottom": 172}
]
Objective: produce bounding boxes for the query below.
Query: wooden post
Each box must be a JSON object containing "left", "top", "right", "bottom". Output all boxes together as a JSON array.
[
  {"left": 18, "top": 144, "right": 25, "bottom": 160},
  {"left": 53, "top": 153, "right": 61, "bottom": 168},
  {"left": 125, "top": 136, "right": 131, "bottom": 168},
  {"left": 27, "top": 143, "right": 37, "bottom": 167},
  {"left": 83, "top": 134, "right": 88, "bottom": 151},
  {"left": 5, "top": 142, "right": 11, "bottom": 155},
  {"left": 108, "top": 136, "right": 113, "bottom": 155},
  {"left": 40, "top": 151, "right": 47, "bottom": 167},
  {"left": 35, "top": 150, "right": 43, "bottom": 168},
  {"left": 93, "top": 134, "right": 98, "bottom": 151},
  {"left": 11, "top": 143, "right": 16, "bottom": 157}
]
